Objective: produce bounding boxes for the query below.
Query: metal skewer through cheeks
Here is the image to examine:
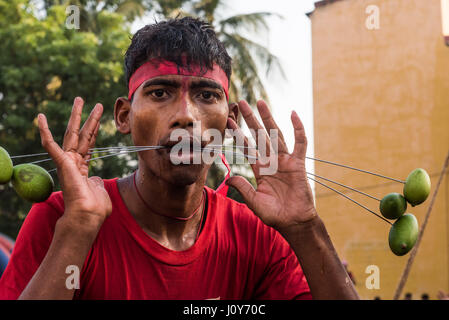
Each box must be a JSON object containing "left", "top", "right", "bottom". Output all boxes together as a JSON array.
[{"left": 9, "top": 144, "right": 398, "bottom": 225}]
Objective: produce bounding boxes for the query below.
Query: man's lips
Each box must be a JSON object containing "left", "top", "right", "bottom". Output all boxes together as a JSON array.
[{"left": 161, "top": 137, "right": 209, "bottom": 152}]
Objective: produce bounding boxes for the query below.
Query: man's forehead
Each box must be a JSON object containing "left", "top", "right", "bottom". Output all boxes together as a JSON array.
[
  {"left": 142, "top": 75, "right": 224, "bottom": 89},
  {"left": 128, "top": 59, "right": 229, "bottom": 100},
  {"left": 146, "top": 74, "right": 219, "bottom": 83}
]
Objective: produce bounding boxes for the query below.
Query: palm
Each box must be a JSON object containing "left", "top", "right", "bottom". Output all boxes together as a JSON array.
[
  {"left": 227, "top": 100, "right": 316, "bottom": 231},
  {"left": 38, "top": 98, "right": 112, "bottom": 222}
]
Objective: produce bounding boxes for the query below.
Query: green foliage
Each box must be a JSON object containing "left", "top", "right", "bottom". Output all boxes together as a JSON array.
[
  {"left": 0, "top": 0, "right": 132, "bottom": 238},
  {"left": 42, "top": 0, "right": 155, "bottom": 25}
]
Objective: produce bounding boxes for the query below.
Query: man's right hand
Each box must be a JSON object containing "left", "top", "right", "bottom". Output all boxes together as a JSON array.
[{"left": 37, "top": 97, "right": 112, "bottom": 233}]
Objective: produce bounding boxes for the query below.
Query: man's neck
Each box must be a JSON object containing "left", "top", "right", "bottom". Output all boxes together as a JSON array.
[{"left": 116, "top": 168, "right": 207, "bottom": 251}]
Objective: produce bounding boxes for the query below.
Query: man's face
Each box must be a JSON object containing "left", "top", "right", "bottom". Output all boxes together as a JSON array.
[{"left": 116, "top": 74, "right": 229, "bottom": 186}]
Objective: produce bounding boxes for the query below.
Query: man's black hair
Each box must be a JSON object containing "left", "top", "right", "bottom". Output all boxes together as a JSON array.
[{"left": 124, "top": 16, "right": 232, "bottom": 91}]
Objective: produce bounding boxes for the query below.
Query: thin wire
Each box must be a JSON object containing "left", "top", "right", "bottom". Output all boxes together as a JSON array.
[
  {"left": 86, "top": 146, "right": 257, "bottom": 160},
  {"left": 28, "top": 146, "right": 162, "bottom": 165},
  {"left": 45, "top": 147, "right": 161, "bottom": 173},
  {"left": 200, "top": 147, "right": 258, "bottom": 160},
  {"left": 215, "top": 144, "right": 405, "bottom": 184},
  {"left": 38, "top": 144, "right": 391, "bottom": 227},
  {"left": 30, "top": 158, "right": 53, "bottom": 165},
  {"left": 10, "top": 146, "right": 159, "bottom": 159},
  {"left": 86, "top": 147, "right": 160, "bottom": 163},
  {"left": 307, "top": 175, "right": 392, "bottom": 226},
  {"left": 9, "top": 144, "right": 248, "bottom": 159},
  {"left": 12, "top": 144, "right": 404, "bottom": 184},
  {"left": 43, "top": 146, "right": 256, "bottom": 173},
  {"left": 87, "top": 146, "right": 164, "bottom": 155},
  {"left": 307, "top": 172, "right": 382, "bottom": 202},
  {"left": 10, "top": 152, "right": 49, "bottom": 159},
  {"left": 306, "top": 156, "right": 405, "bottom": 184}
]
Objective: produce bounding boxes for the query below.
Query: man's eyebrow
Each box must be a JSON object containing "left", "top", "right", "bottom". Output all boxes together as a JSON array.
[
  {"left": 142, "top": 78, "right": 181, "bottom": 89},
  {"left": 190, "top": 79, "right": 223, "bottom": 92}
]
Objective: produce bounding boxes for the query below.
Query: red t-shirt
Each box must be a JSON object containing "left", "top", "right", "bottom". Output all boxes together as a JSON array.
[{"left": 0, "top": 178, "right": 312, "bottom": 300}]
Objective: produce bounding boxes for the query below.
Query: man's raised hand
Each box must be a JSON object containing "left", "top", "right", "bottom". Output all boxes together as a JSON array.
[
  {"left": 37, "top": 97, "right": 112, "bottom": 232},
  {"left": 225, "top": 100, "right": 317, "bottom": 233}
]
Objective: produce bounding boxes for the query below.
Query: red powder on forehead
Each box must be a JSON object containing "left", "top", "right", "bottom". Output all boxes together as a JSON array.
[{"left": 128, "top": 59, "right": 229, "bottom": 100}]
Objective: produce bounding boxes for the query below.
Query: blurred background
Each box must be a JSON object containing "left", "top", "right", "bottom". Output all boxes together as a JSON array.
[{"left": 0, "top": 0, "right": 448, "bottom": 300}]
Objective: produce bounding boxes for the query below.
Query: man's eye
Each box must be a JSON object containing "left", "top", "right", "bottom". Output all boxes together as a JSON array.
[
  {"left": 148, "top": 89, "right": 167, "bottom": 98},
  {"left": 199, "top": 91, "right": 218, "bottom": 100}
]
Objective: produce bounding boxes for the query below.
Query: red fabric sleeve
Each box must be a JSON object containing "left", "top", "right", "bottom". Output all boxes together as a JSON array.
[
  {"left": 0, "top": 199, "right": 63, "bottom": 299},
  {"left": 253, "top": 231, "right": 313, "bottom": 300}
]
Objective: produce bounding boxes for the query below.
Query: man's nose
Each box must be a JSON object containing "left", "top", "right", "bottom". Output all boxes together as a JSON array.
[{"left": 169, "top": 94, "right": 196, "bottom": 129}]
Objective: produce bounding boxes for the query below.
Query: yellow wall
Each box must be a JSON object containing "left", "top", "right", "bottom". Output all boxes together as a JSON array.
[{"left": 310, "top": 0, "right": 449, "bottom": 299}]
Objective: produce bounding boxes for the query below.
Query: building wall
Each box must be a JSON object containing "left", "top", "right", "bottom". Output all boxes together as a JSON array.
[{"left": 310, "top": 0, "right": 449, "bottom": 299}]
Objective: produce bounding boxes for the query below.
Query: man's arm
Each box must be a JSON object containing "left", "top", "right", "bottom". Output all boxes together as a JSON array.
[
  {"left": 226, "top": 100, "right": 359, "bottom": 299},
  {"left": 19, "top": 216, "right": 99, "bottom": 300},
  {"left": 279, "top": 216, "right": 359, "bottom": 299},
  {"left": 17, "top": 97, "right": 112, "bottom": 299}
]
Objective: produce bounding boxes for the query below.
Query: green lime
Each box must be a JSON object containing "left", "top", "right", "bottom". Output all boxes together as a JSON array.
[
  {"left": 388, "top": 213, "right": 419, "bottom": 256},
  {"left": 379, "top": 193, "right": 407, "bottom": 220},
  {"left": 12, "top": 163, "right": 54, "bottom": 202},
  {"left": 0, "top": 147, "right": 13, "bottom": 184},
  {"left": 403, "top": 168, "right": 431, "bottom": 206}
]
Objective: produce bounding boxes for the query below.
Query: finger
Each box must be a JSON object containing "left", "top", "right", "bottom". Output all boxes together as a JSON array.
[
  {"left": 37, "top": 113, "right": 66, "bottom": 165},
  {"left": 227, "top": 118, "right": 260, "bottom": 177},
  {"left": 256, "top": 100, "right": 288, "bottom": 154},
  {"left": 90, "top": 121, "right": 101, "bottom": 149},
  {"left": 83, "top": 121, "right": 100, "bottom": 163},
  {"left": 225, "top": 176, "right": 257, "bottom": 208},
  {"left": 226, "top": 118, "right": 258, "bottom": 157},
  {"left": 238, "top": 100, "right": 271, "bottom": 155},
  {"left": 78, "top": 103, "right": 103, "bottom": 156},
  {"left": 62, "top": 97, "right": 84, "bottom": 152},
  {"left": 291, "top": 110, "right": 308, "bottom": 159}
]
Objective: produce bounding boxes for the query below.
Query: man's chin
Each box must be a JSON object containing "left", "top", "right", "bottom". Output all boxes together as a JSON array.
[
  {"left": 145, "top": 150, "right": 209, "bottom": 186},
  {"left": 166, "top": 164, "right": 205, "bottom": 186}
]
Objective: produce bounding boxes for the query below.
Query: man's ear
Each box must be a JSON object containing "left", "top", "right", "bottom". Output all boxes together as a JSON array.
[
  {"left": 228, "top": 102, "right": 239, "bottom": 123},
  {"left": 114, "top": 97, "right": 131, "bottom": 134}
]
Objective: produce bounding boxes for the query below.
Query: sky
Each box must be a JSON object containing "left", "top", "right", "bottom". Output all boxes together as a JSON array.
[
  {"left": 443, "top": 0, "right": 449, "bottom": 35},
  {"left": 223, "top": 0, "right": 316, "bottom": 155}
]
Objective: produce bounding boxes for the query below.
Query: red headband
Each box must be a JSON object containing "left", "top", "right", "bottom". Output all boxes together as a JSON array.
[{"left": 128, "top": 59, "right": 229, "bottom": 101}]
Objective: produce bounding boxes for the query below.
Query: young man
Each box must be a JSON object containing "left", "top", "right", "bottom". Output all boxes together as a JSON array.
[{"left": 0, "top": 17, "right": 359, "bottom": 300}]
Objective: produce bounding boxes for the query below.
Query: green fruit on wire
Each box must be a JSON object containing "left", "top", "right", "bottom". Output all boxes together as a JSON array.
[
  {"left": 388, "top": 213, "right": 419, "bottom": 256},
  {"left": 12, "top": 163, "right": 54, "bottom": 202},
  {"left": 379, "top": 193, "right": 407, "bottom": 220},
  {"left": 403, "top": 168, "right": 431, "bottom": 206},
  {"left": 0, "top": 147, "right": 13, "bottom": 184}
]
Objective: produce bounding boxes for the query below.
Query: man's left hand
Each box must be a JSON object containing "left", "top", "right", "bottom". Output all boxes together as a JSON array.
[{"left": 226, "top": 100, "right": 317, "bottom": 233}]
